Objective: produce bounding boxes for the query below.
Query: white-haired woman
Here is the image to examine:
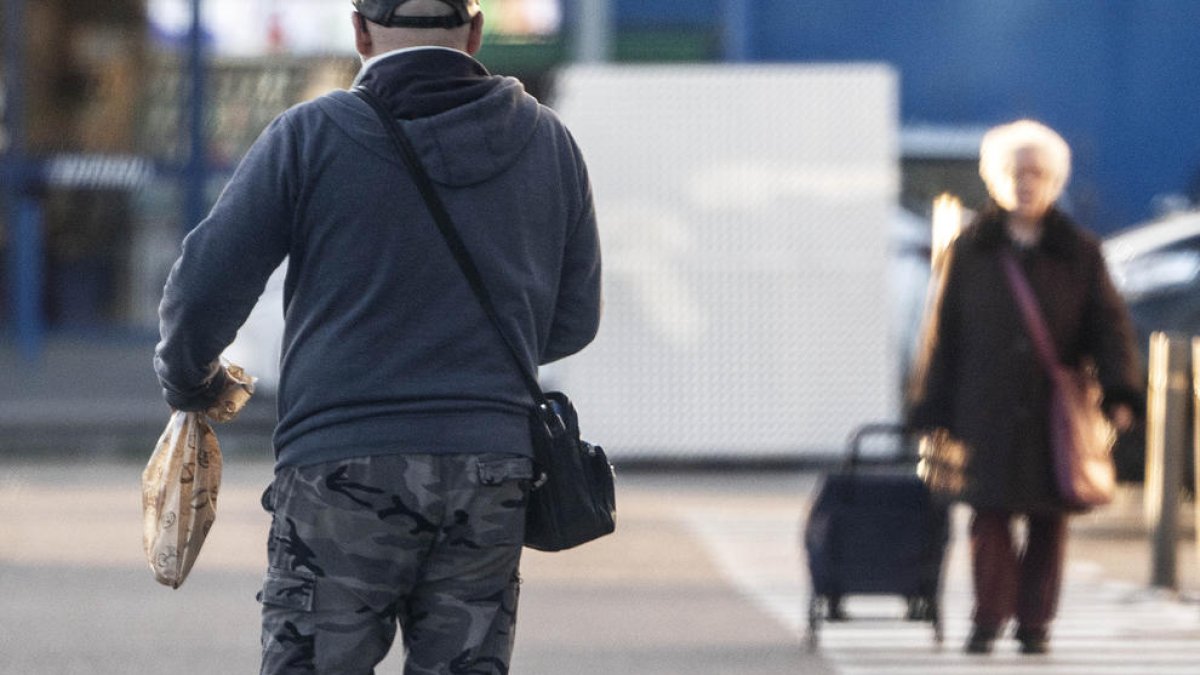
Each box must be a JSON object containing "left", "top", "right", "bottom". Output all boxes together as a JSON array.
[{"left": 907, "top": 120, "right": 1141, "bottom": 655}]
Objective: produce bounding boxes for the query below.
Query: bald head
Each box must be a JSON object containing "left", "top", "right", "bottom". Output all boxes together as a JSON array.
[{"left": 353, "top": 0, "right": 484, "bottom": 60}]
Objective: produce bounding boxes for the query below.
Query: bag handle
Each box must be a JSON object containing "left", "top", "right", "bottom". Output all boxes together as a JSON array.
[
  {"left": 351, "top": 86, "right": 565, "bottom": 436},
  {"left": 999, "top": 251, "right": 1063, "bottom": 377}
]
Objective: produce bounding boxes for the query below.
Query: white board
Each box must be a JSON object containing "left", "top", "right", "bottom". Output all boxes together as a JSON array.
[{"left": 549, "top": 64, "right": 900, "bottom": 459}]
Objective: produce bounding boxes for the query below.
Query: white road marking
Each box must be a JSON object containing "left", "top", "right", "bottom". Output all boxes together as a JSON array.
[{"left": 682, "top": 504, "right": 1200, "bottom": 674}]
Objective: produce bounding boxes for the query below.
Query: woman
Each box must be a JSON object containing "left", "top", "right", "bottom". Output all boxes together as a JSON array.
[{"left": 907, "top": 120, "right": 1140, "bottom": 655}]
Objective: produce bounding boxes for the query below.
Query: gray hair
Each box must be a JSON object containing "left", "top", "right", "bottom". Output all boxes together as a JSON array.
[{"left": 978, "top": 119, "right": 1071, "bottom": 210}]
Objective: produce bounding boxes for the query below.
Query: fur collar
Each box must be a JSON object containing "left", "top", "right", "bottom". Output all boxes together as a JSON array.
[{"left": 965, "top": 204, "right": 1081, "bottom": 259}]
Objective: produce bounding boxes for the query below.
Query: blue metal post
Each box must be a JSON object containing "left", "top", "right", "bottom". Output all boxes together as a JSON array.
[
  {"left": 4, "top": 0, "right": 44, "bottom": 362},
  {"left": 721, "top": 0, "right": 751, "bottom": 62},
  {"left": 184, "top": 0, "right": 208, "bottom": 233},
  {"left": 12, "top": 200, "right": 42, "bottom": 357}
]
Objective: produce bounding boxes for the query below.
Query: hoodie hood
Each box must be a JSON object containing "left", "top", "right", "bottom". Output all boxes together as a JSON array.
[{"left": 317, "top": 49, "right": 542, "bottom": 187}]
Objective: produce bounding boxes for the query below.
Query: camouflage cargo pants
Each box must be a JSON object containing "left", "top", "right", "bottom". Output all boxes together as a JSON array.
[{"left": 258, "top": 453, "right": 533, "bottom": 674}]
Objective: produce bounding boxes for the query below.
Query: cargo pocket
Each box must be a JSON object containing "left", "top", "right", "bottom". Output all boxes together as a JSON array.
[
  {"left": 259, "top": 566, "right": 316, "bottom": 612},
  {"left": 467, "top": 457, "right": 534, "bottom": 547},
  {"left": 258, "top": 567, "right": 320, "bottom": 673}
]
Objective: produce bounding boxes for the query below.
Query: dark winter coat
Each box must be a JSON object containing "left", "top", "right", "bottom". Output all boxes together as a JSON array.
[{"left": 907, "top": 207, "right": 1141, "bottom": 513}]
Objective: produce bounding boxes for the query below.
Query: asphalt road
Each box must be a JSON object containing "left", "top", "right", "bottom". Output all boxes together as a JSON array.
[
  {"left": 0, "top": 461, "right": 829, "bottom": 674},
  {"left": 2, "top": 460, "right": 1197, "bottom": 674}
]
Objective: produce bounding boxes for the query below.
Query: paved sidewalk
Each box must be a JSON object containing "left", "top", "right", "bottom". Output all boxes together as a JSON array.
[
  {"left": 0, "top": 461, "right": 1196, "bottom": 674},
  {"left": 0, "top": 462, "right": 828, "bottom": 674}
]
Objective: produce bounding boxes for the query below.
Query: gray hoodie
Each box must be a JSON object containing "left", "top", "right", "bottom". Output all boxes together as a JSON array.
[{"left": 155, "top": 49, "right": 601, "bottom": 470}]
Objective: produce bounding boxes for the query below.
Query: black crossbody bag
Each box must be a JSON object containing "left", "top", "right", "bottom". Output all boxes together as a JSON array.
[{"left": 352, "top": 86, "right": 616, "bottom": 551}]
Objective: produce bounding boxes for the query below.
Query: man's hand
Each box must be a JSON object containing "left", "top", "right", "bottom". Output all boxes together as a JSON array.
[{"left": 204, "top": 363, "right": 256, "bottom": 423}]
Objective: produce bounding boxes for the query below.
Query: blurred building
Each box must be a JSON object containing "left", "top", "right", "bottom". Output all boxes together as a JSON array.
[
  {"left": 623, "top": 0, "right": 1200, "bottom": 233},
  {"left": 1, "top": 0, "right": 145, "bottom": 330},
  {"left": 5, "top": 0, "right": 1200, "bottom": 338}
]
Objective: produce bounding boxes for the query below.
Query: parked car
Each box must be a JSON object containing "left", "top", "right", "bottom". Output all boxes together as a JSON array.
[
  {"left": 1103, "top": 209, "right": 1200, "bottom": 485},
  {"left": 1105, "top": 209, "right": 1200, "bottom": 344}
]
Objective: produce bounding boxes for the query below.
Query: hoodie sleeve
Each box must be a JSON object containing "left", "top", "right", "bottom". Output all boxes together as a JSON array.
[
  {"left": 541, "top": 148, "right": 602, "bottom": 365},
  {"left": 153, "top": 113, "right": 297, "bottom": 410}
]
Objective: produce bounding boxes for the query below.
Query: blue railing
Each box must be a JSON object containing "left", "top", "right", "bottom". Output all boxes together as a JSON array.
[{"left": 1, "top": 0, "right": 208, "bottom": 362}]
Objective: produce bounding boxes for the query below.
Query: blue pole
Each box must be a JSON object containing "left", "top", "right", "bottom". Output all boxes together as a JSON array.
[
  {"left": 185, "top": 0, "right": 208, "bottom": 233},
  {"left": 4, "top": 0, "right": 44, "bottom": 362},
  {"left": 12, "top": 199, "right": 43, "bottom": 358},
  {"left": 721, "top": 0, "right": 750, "bottom": 63}
]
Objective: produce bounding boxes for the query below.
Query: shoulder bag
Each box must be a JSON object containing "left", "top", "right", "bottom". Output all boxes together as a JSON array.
[
  {"left": 352, "top": 86, "right": 616, "bottom": 551},
  {"left": 1000, "top": 252, "right": 1116, "bottom": 510}
]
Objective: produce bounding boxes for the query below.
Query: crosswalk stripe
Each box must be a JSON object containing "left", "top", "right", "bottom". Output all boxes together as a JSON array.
[
  {"left": 834, "top": 660, "right": 1200, "bottom": 674},
  {"left": 682, "top": 504, "right": 1200, "bottom": 674}
]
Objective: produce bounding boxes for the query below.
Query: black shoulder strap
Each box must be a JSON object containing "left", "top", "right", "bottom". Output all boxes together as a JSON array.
[{"left": 351, "top": 86, "right": 563, "bottom": 432}]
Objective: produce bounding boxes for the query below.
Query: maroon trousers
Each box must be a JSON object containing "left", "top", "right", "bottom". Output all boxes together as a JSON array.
[{"left": 970, "top": 509, "right": 1067, "bottom": 633}]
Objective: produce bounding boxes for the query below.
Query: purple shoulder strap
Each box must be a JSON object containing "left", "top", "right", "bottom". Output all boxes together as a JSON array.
[{"left": 999, "top": 252, "right": 1061, "bottom": 375}]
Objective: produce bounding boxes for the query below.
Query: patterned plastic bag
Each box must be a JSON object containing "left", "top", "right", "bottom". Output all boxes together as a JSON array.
[{"left": 142, "top": 363, "right": 255, "bottom": 588}]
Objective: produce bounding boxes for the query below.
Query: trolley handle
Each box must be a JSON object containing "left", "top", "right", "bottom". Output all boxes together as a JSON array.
[{"left": 845, "top": 422, "right": 917, "bottom": 472}]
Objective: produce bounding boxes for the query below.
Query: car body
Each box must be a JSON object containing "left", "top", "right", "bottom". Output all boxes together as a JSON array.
[
  {"left": 1102, "top": 209, "right": 1200, "bottom": 484},
  {"left": 1104, "top": 209, "right": 1200, "bottom": 348}
]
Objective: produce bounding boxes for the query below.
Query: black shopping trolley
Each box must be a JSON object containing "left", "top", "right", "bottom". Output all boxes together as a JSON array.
[{"left": 802, "top": 423, "right": 950, "bottom": 650}]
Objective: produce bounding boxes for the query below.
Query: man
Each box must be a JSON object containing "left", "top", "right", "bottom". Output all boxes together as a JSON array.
[{"left": 153, "top": 0, "right": 602, "bottom": 671}]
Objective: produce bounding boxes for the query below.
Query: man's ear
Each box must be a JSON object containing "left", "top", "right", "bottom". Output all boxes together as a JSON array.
[
  {"left": 466, "top": 12, "right": 484, "bottom": 55},
  {"left": 353, "top": 11, "right": 373, "bottom": 59}
]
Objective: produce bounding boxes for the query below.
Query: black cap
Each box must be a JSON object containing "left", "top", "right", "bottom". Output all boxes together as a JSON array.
[{"left": 352, "top": 0, "right": 478, "bottom": 29}]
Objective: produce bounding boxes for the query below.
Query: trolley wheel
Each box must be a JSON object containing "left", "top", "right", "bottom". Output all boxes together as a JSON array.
[
  {"left": 930, "top": 598, "right": 945, "bottom": 646},
  {"left": 806, "top": 594, "right": 824, "bottom": 652},
  {"left": 905, "top": 595, "right": 935, "bottom": 621}
]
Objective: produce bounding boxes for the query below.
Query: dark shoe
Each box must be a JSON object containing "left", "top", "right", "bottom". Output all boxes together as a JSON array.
[
  {"left": 964, "top": 627, "right": 997, "bottom": 655},
  {"left": 1016, "top": 626, "right": 1049, "bottom": 655},
  {"left": 1019, "top": 638, "right": 1049, "bottom": 655}
]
